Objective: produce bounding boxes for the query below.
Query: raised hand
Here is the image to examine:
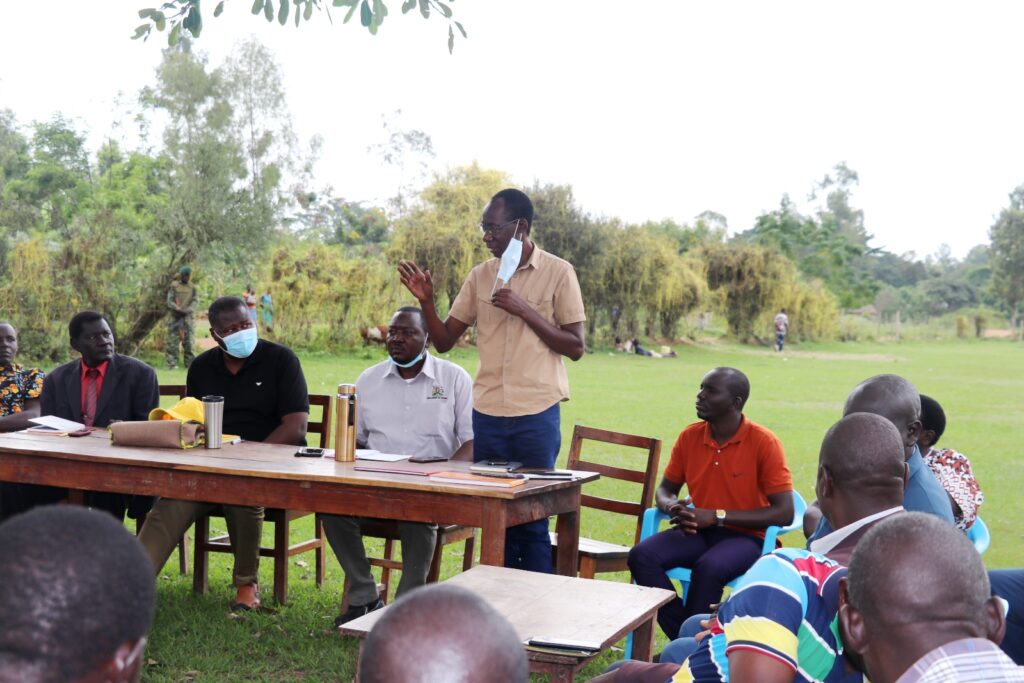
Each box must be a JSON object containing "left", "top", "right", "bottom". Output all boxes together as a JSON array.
[{"left": 398, "top": 260, "right": 434, "bottom": 302}]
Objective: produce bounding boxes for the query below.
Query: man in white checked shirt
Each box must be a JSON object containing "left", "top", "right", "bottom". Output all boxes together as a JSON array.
[
  {"left": 321, "top": 307, "right": 474, "bottom": 627},
  {"left": 840, "top": 512, "right": 1024, "bottom": 683}
]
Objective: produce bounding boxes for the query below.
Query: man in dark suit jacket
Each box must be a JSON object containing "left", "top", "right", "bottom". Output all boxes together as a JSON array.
[{"left": 0, "top": 311, "right": 159, "bottom": 521}]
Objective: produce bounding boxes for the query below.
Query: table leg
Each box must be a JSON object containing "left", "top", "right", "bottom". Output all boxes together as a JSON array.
[
  {"left": 553, "top": 503, "right": 580, "bottom": 576},
  {"left": 478, "top": 501, "right": 507, "bottom": 566},
  {"left": 630, "top": 616, "right": 656, "bottom": 661}
]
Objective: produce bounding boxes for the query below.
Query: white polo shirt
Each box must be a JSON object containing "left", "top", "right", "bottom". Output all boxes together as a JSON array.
[{"left": 355, "top": 352, "right": 473, "bottom": 459}]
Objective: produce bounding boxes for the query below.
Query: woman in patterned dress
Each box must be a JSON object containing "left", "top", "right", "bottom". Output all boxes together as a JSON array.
[
  {"left": 918, "top": 394, "right": 983, "bottom": 531},
  {"left": 0, "top": 322, "right": 45, "bottom": 432}
]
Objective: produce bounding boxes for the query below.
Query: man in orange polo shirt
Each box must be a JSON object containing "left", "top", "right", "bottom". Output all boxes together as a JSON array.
[{"left": 627, "top": 367, "right": 793, "bottom": 639}]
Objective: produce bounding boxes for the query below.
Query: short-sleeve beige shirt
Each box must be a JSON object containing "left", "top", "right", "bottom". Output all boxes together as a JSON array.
[{"left": 448, "top": 246, "right": 586, "bottom": 417}]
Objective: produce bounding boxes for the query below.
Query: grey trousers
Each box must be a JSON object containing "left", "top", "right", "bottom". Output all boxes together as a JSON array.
[
  {"left": 321, "top": 514, "right": 437, "bottom": 606},
  {"left": 138, "top": 499, "right": 264, "bottom": 587}
]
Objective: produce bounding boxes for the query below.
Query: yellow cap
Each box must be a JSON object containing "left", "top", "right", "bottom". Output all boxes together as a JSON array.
[{"left": 148, "top": 397, "right": 206, "bottom": 424}]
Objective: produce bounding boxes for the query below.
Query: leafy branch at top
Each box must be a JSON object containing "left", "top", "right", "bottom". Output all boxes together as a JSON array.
[{"left": 133, "top": 0, "right": 467, "bottom": 53}]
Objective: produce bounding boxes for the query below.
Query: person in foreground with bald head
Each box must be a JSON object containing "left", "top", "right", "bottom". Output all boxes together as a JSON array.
[
  {"left": 0, "top": 506, "right": 155, "bottom": 683},
  {"left": 358, "top": 584, "right": 528, "bottom": 683},
  {"left": 806, "top": 373, "right": 954, "bottom": 542},
  {"left": 594, "top": 411, "right": 907, "bottom": 683},
  {"left": 841, "top": 512, "right": 1024, "bottom": 682}
]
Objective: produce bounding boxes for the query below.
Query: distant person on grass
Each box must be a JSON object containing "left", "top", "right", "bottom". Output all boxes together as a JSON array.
[
  {"left": 918, "top": 393, "right": 983, "bottom": 531},
  {"left": 0, "top": 321, "right": 44, "bottom": 432},
  {"left": 166, "top": 265, "right": 197, "bottom": 369},
  {"left": 260, "top": 288, "right": 274, "bottom": 334},
  {"left": 773, "top": 308, "right": 789, "bottom": 351},
  {"left": 0, "top": 506, "right": 155, "bottom": 683},
  {"left": 804, "top": 374, "right": 954, "bottom": 541},
  {"left": 841, "top": 512, "right": 1024, "bottom": 682},
  {"left": 595, "top": 411, "right": 908, "bottom": 683},
  {"left": 359, "top": 584, "right": 528, "bottom": 683},
  {"left": 398, "top": 187, "right": 586, "bottom": 573},
  {"left": 0, "top": 311, "right": 159, "bottom": 522},
  {"left": 321, "top": 306, "right": 473, "bottom": 626},
  {"left": 626, "top": 367, "right": 793, "bottom": 639},
  {"left": 139, "top": 296, "right": 309, "bottom": 612}
]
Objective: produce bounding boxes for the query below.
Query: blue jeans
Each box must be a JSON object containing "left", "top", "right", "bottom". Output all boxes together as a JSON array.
[
  {"left": 660, "top": 613, "right": 709, "bottom": 665},
  {"left": 990, "top": 569, "right": 1024, "bottom": 664},
  {"left": 472, "top": 403, "right": 561, "bottom": 573}
]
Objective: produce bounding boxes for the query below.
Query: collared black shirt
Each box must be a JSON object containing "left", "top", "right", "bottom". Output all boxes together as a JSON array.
[{"left": 186, "top": 340, "right": 309, "bottom": 442}]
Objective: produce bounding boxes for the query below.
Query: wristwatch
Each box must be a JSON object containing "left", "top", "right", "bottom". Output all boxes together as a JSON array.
[{"left": 716, "top": 509, "right": 727, "bottom": 526}]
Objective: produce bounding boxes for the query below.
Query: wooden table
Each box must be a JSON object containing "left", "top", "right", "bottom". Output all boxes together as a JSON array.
[
  {"left": 340, "top": 565, "right": 675, "bottom": 682},
  {"left": 0, "top": 432, "right": 597, "bottom": 575}
]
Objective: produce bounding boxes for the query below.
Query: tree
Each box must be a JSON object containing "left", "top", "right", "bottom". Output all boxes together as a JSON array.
[
  {"left": 133, "top": 0, "right": 467, "bottom": 53},
  {"left": 369, "top": 111, "right": 436, "bottom": 218},
  {"left": 529, "top": 183, "right": 612, "bottom": 336},
  {"left": 989, "top": 185, "right": 1024, "bottom": 329},
  {"left": 388, "top": 163, "right": 508, "bottom": 310},
  {"left": 704, "top": 242, "right": 791, "bottom": 341},
  {"left": 119, "top": 40, "right": 297, "bottom": 352}
]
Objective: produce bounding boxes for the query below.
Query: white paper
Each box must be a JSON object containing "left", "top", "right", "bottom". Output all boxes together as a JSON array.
[
  {"left": 355, "top": 449, "right": 410, "bottom": 462},
  {"left": 29, "top": 415, "right": 86, "bottom": 431}
]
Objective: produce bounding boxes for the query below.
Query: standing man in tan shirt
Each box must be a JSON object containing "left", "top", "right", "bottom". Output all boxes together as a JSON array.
[{"left": 398, "top": 188, "right": 586, "bottom": 573}]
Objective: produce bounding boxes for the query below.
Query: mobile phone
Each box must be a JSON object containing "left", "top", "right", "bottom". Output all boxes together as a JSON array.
[
  {"left": 409, "top": 454, "right": 449, "bottom": 463},
  {"left": 294, "top": 447, "right": 325, "bottom": 457}
]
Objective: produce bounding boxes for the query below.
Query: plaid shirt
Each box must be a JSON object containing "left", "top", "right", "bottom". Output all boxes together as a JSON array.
[{"left": 896, "top": 638, "right": 1024, "bottom": 682}]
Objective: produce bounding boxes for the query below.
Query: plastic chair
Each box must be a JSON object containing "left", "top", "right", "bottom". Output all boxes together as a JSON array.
[
  {"left": 967, "top": 515, "right": 990, "bottom": 555},
  {"left": 624, "top": 490, "right": 806, "bottom": 658}
]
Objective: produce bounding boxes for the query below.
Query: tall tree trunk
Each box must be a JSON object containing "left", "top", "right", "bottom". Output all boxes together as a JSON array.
[{"left": 119, "top": 269, "right": 178, "bottom": 356}]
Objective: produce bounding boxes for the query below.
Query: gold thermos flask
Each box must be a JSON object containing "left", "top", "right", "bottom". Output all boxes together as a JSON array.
[{"left": 334, "top": 383, "right": 358, "bottom": 462}]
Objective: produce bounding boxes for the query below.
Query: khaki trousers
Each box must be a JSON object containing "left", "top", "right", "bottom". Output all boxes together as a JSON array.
[
  {"left": 321, "top": 514, "right": 437, "bottom": 606},
  {"left": 139, "top": 499, "right": 263, "bottom": 587}
]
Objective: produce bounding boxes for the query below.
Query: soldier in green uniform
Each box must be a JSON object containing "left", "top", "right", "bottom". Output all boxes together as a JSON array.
[{"left": 166, "top": 266, "right": 197, "bottom": 369}]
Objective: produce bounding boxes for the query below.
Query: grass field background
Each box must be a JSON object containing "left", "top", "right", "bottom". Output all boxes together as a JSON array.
[{"left": 142, "top": 338, "right": 1024, "bottom": 682}]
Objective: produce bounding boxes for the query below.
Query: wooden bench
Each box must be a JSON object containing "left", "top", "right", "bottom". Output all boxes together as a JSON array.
[{"left": 339, "top": 565, "right": 675, "bottom": 682}]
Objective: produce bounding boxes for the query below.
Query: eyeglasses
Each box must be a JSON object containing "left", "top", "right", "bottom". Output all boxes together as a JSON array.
[{"left": 478, "top": 218, "right": 520, "bottom": 236}]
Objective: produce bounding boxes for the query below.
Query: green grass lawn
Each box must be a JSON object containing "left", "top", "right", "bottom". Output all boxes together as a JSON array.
[{"left": 143, "top": 338, "right": 1024, "bottom": 682}]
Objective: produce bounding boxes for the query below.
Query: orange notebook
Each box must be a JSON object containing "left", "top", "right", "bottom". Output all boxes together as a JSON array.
[{"left": 428, "top": 471, "right": 527, "bottom": 488}]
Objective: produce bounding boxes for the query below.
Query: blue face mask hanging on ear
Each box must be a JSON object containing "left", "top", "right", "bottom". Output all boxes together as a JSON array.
[
  {"left": 220, "top": 327, "right": 258, "bottom": 359},
  {"left": 492, "top": 220, "right": 523, "bottom": 296},
  {"left": 390, "top": 341, "right": 427, "bottom": 369}
]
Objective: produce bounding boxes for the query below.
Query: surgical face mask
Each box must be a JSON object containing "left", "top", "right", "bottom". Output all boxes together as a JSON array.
[
  {"left": 220, "top": 327, "right": 258, "bottom": 359},
  {"left": 390, "top": 341, "right": 427, "bottom": 369},
  {"left": 495, "top": 221, "right": 523, "bottom": 287}
]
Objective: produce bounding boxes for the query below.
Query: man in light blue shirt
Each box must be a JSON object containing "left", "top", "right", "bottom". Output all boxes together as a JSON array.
[
  {"left": 807, "top": 374, "right": 953, "bottom": 542},
  {"left": 321, "top": 307, "right": 474, "bottom": 627}
]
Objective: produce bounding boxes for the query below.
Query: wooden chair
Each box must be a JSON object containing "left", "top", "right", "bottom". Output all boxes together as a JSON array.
[
  {"left": 335, "top": 519, "right": 477, "bottom": 612},
  {"left": 192, "top": 394, "right": 330, "bottom": 604},
  {"left": 548, "top": 425, "right": 662, "bottom": 579},
  {"left": 134, "top": 384, "right": 191, "bottom": 575}
]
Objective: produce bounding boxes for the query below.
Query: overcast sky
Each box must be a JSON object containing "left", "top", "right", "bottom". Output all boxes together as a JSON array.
[{"left": 3, "top": 1, "right": 1024, "bottom": 259}]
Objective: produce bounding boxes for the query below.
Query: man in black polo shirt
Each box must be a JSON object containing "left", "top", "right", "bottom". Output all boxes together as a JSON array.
[{"left": 138, "top": 296, "right": 309, "bottom": 611}]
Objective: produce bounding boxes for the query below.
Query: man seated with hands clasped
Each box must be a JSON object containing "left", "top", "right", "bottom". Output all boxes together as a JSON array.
[
  {"left": 138, "top": 296, "right": 309, "bottom": 612},
  {"left": 627, "top": 367, "right": 793, "bottom": 640},
  {"left": 321, "top": 306, "right": 473, "bottom": 626}
]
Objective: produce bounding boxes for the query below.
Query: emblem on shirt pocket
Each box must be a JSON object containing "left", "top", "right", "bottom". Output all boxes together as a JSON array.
[{"left": 428, "top": 385, "right": 446, "bottom": 400}]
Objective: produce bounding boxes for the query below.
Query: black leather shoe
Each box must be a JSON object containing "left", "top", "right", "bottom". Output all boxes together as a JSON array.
[{"left": 334, "top": 596, "right": 384, "bottom": 627}]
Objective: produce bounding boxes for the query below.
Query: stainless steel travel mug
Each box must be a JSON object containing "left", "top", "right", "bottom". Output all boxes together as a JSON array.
[{"left": 202, "top": 395, "right": 224, "bottom": 449}]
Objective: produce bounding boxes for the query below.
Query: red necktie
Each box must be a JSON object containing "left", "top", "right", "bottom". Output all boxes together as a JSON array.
[{"left": 83, "top": 368, "right": 100, "bottom": 428}]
